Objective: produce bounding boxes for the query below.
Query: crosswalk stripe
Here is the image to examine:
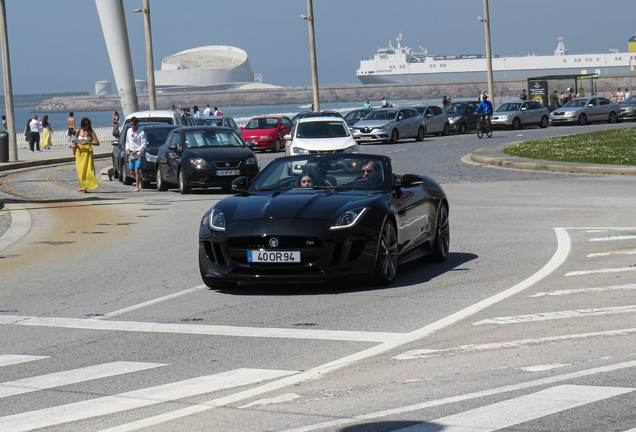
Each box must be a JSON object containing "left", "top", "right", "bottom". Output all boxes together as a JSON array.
[
  {"left": 0, "top": 355, "right": 49, "bottom": 367},
  {"left": 531, "top": 283, "right": 636, "bottom": 297},
  {"left": 589, "top": 234, "right": 636, "bottom": 242},
  {"left": 0, "top": 368, "right": 296, "bottom": 432},
  {"left": 391, "top": 385, "right": 635, "bottom": 432},
  {"left": 0, "top": 361, "right": 165, "bottom": 399},
  {"left": 587, "top": 248, "right": 636, "bottom": 258},
  {"left": 473, "top": 305, "right": 636, "bottom": 325},
  {"left": 566, "top": 266, "right": 636, "bottom": 276},
  {"left": 0, "top": 315, "right": 399, "bottom": 343}
]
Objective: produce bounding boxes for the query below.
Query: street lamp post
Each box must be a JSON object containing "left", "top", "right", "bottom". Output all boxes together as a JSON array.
[
  {"left": 134, "top": 0, "right": 156, "bottom": 111},
  {"left": 302, "top": 0, "right": 320, "bottom": 112},
  {"left": 0, "top": 0, "right": 17, "bottom": 161},
  {"left": 479, "top": 0, "right": 494, "bottom": 106}
]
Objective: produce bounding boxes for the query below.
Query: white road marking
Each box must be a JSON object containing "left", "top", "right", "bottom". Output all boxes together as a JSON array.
[
  {"left": 586, "top": 230, "right": 608, "bottom": 233},
  {"left": 394, "top": 326, "right": 636, "bottom": 360},
  {"left": 90, "top": 285, "right": 209, "bottom": 320},
  {"left": 520, "top": 363, "right": 570, "bottom": 372},
  {"left": 0, "top": 368, "right": 296, "bottom": 432},
  {"left": 531, "top": 283, "right": 636, "bottom": 297},
  {"left": 589, "top": 234, "right": 636, "bottom": 242},
  {"left": 0, "top": 315, "right": 401, "bottom": 343},
  {"left": 238, "top": 393, "right": 301, "bottom": 408},
  {"left": 474, "top": 305, "right": 636, "bottom": 325},
  {"left": 0, "top": 354, "right": 48, "bottom": 367},
  {"left": 565, "top": 266, "right": 636, "bottom": 276},
  {"left": 0, "top": 204, "right": 31, "bottom": 252},
  {"left": 0, "top": 361, "right": 165, "bottom": 399},
  {"left": 588, "top": 248, "right": 636, "bottom": 258},
  {"left": 94, "top": 228, "right": 572, "bottom": 432},
  {"left": 277, "top": 361, "right": 636, "bottom": 432},
  {"left": 391, "top": 385, "right": 634, "bottom": 432}
]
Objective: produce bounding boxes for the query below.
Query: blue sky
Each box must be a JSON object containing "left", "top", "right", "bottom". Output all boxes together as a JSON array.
[{"left": 2, "top": 0, "right": 635, "bottom": 95}]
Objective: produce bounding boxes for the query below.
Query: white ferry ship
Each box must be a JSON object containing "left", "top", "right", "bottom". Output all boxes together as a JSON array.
[{"left": 356, "top": 34, "right": 635, "bottom": 84}]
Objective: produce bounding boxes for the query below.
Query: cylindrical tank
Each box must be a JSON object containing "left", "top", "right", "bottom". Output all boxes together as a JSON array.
[
  {"left": 95, "top": 80, "right": 112, "bottom": 95},
  {"left": 135, "top": 79, "right": 147, "bottom": 95},
  {"left": 629, "top": 35, "right": 636, "bottom": 53}
]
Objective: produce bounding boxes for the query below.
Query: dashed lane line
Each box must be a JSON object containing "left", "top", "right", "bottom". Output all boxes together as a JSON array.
[
  {"left": 589, "top": 234, "right": 636, "bottom": 242},
  {"left": 587, "top": 248, "right": 636, "bottom": 258},
  {"left": 565, "top": 266, "right": 636, "bottom": 276},
  {"left": 0, "top": 354, "right": 48, "bottom": 367},
  {"left": 531, "top": 283, "right": 636, "bottom": 297},
  {"left": 473, "top": 305, "right": 636, "bottom": 326}
]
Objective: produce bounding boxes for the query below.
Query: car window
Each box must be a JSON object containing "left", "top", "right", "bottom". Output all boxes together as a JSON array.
[
  {"left": 167, "top": 131, "right": 180, "bottom": 147},
  {"left": 132, "top": 117, "right": 174, "bottom": 125},
  {"left": 444, "top": 103, "right": 467, "bottom": 114},
  {"left": 431, "top": 106, "right": 443, "bottom": 115},
  {"left": 344, "top": 110, "right": 370, "bottom": 121},
  {"left": 184, "top": 130, "right": 244, "bottom": 148},
  {"left": 588, "top": 98, "right": 597, "bottom": 106},
  {"left": 466, "top": 103, "right": 478, "bottom": 112},
  {"left": 195, "top": 118, "right": 224, "bottom": 127},
  {"left": 407, "top": 109, "right": 419, "bottom": 117},
  {"left": 245, "top": 118, "right": 280, "bottom": 129},
  {"left": 228, "top": 119, "right": 238, "bottom": 129},
  {"left": 497, "top": 103, "right": 520, "bottom": 112},
  {"left": 281, "top": 117, "right": 293, "bottom": 128},
  {"left": 364, "top": 110, "right": 397, "bottom": 121},
  {"left": 599, "top": 98, "right": 610, "bottom": 105},
  {"left": 296, "top": 121, "right": 350, "bottom": 138},
  {"left": 562, "top": 99, "right": 588, "bottom": 108},
  {"left": 142, "top": 128, "right": 174, "bottom": 147},
  {"left": 531, "top": 102, "right": 542, "bottom": 109},
  {"left": 398, "top": 110, "right": 408, "bottom": 119}
]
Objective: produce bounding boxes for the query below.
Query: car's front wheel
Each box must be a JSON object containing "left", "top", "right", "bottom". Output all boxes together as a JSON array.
[
  {"left": 428, "top": 203, "right": 450, "bottom": 262},
  {"left": 512, "top": 117, "right": 521, "bottom": 130},
  {"left": 178, "top": 169, "right": 191, "bottom": 194},
  {"left": 416, "top": 126, "right": 425, "bottom": 141},
  {"left": 540, "top": 116, "right": 549, "bottom": 128},
  {"left": 156, "top": 165, "right": 168, "bottom": 191},
  {"left": 274, "top": 139, "right": 281, "bottom": 152},
  {"left": 442, "top": 123, "right": 450, "bottom": 136},
  {"left": 608, "top": 111, "right": 617, "bottom": 123},
  {"left": 578, "top": 114, "right": 587, "bottom": 125},
  {"left": 390, "top": 129, "right": 399, "bottom": 144},
  {"left": 458, "top": 122, "right": 467, "bottom": 134},
  {"left": 373, "top": 219, "right": 398, "bottom": 286}
]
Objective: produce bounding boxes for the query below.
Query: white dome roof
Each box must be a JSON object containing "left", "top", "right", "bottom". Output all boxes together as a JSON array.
[{"left": 161, "top": 46, "right": 249, "bottom": 71}]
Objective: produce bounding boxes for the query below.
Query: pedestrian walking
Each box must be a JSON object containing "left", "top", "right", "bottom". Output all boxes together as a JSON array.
[
  {"left": 214, "top": 106, "right": 223, "bottom": 116},
  {"left": 203, "top": 104, "right": 211, "bottom": 116},
  {"left": 559, "top": 91, "right": 566, "bottom": 107},
  {"left": 193, "top": 105, "right": 201, "bottom": 117},
  {"left": 73, "top": 117, "right": 100, "bottom": 193},
  {"left": 549, "top": 90, "right": 559, "bottom": 111},
  {"left": 112, "top": 110, "right": 120, "bottom": 137},
  {"left": 67, "top": 112, "right": 75, "bottom": 146},
  {"left": 24, "top": 119, "right": 31, "bottom": 148},
  {"left": 125, "top": 116, "right": 147, "bottom": 192},
  {"left": 566, "top": 88, "right": 574, "bottom": 102},
  {"left": 363, "top": 98, "right": 372, "bottom": 108},
  {"left": 29, "top": 115, "right": 42, "bottom": 152},
  {"left": 625, "top": 88, "right": 631, "bottom": 100},
  {"left": 381, "top": 96, "right": 388, "bottom": 108},
  {"left": 519, "top": 89, "right": 528, "bottom": 100},
  {"left": 41, "top": 115, "right": 52, "bottom": 149}
]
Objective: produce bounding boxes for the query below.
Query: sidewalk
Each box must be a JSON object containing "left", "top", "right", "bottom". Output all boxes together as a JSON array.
[{"left": 0, "top": 143, "right": 112, "bottom": 172}]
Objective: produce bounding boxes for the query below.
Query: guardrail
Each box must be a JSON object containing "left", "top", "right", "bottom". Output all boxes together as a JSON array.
[{"left": 16, "top": 126, "right": 114, "bottom": 149}]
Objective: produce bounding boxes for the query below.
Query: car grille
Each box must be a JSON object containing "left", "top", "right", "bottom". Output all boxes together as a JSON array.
[
  {"left": 307, "top": 149, "right": 348, "bottom": 154},
  {"left": 227, "top": 236, "right": 323, "bottom": 265},
  {"left": 552, "top": 111, "right": 565, "bottom": 116},
  {"left": 213, "top": 161, "right": 241, "bottom": 169}
]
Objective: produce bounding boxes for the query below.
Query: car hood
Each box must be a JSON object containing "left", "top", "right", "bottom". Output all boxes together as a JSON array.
[
  {"left": 291, "top": 136, "right": 357, "bottom": 151},
  {"left": 218, "top": 189, "right": 382, "bottom": 221},
  {"left": 353, "top": 120, "right": 393, "bottom": 128},
  {"left": 241, "top": 128, "right": 278, "bottom": 138},
  {"left": 183, "top": 146, "right": 253, "bottom": 161}
]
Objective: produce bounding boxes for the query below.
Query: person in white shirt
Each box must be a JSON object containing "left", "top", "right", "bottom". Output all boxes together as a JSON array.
[
  {"left": 213, "top": 106, "right": 223, "bottom": 116},
  {"left": 29, "top": 115, "right": 42, "bottom": 152},
  {"left": 624, "top": 89, "right": 631, "bottom": 100},
  {"left": 192, "top": 105, "right": 201, "bottom": 117},
  {"left": 203, "top": 104, "right": 211, "bottom": 116},
  {"left": 125, "top": 116, "right": 147, "bottom": 192}
]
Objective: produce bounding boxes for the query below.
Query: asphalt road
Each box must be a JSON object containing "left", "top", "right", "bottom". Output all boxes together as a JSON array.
[{"left": 1, "top": 122, "right": 636, "bottom": 432}]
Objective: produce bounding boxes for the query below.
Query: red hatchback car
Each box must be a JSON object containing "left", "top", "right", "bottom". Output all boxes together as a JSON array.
[{"left": 241, "top": 116, "right": 293, "bottom": 152}]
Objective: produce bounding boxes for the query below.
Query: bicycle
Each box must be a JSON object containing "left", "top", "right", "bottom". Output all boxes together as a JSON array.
[{"left": 476, "top": 114, "right": 492, "bottom": 139}]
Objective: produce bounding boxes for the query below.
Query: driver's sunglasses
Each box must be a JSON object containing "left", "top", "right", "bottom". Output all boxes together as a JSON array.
[
  {"left": 362, "top": 169, "right": 374, "bottom": 174},
  {"left": 131, "top": 122, "right": 138, "bottom": 125}
]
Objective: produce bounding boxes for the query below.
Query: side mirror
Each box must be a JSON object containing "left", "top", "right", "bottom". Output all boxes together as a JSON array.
[
  {"left": 588, "top": 104, "right": 594, "bottom": 107},
  {"left": 398, "top": 116, "right": 404, "bottom": 121},
  {"left": 521, "top": 107, "right": 527, "bottom": 111},
  {"left": 168, "top": 144, "right": 177, "bottom": 150},
  {"left": 401, "top": 174, "right": 424, "bottom": 188},
  {"left": 284, "top": 134, "right": 292, "bottom": 141},
  {"left": 240, "top": 126, "right": 244, "bottom": 130},
  {"left": 232, "top": 176, "right": 249, "bottom": 192},
  {"left": 352, "top": 131, "right": 361, "bottom": 138},
  {"left": 246, "top": 141, "right": 257, "bottom": 148},
  {"left": 427, "top": 113, "right": 434, "bottom": 117},
  {"left": 112, "top": 140, "right": 119, "bottom": 146},
  {"left": 281, "top": 124, "right": 288, "bottom": 129}
]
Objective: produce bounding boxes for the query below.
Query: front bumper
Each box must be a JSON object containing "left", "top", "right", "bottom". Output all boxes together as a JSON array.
[
  {"left": 184, "top": 164, "right": 259, "bottom": 187},
  {"left": 549, "top": 115, "right": 578, "bottom": 124}
]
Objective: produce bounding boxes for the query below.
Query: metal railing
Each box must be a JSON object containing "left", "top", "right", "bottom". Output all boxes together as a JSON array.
[{"left": 16, "top": 126, "right": 114, "bottom": 149}]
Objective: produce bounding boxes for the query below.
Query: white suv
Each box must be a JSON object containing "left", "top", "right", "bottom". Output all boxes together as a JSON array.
[{"left": 285, "top": 117, "right": 359, "bottom": 156}]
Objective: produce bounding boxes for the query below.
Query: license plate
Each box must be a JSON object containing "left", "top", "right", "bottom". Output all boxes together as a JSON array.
[
  {"left": 359, "top": 136, "right": 374, "bottom": 140},
  {"left": 216, "top": 169, "right": 240, "bottom": 176},
  {"left": 247, "top": 250, "right": 300, "bottom": 263}
]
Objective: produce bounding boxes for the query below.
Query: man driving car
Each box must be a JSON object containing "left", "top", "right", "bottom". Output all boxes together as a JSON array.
[{"left": 361, "top": 160, "right": 382, "bottom": 186}]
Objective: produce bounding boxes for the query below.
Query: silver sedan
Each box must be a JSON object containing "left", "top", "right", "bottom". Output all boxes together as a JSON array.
[
  {"left": 352, "top": 108, "right": 425, "bottom": 143},
  {"left": 549, "top": 97, "right": 619, "bottom": 126},
  {"left": 491, "top": 101, "right": 549, "bottom": 129}
]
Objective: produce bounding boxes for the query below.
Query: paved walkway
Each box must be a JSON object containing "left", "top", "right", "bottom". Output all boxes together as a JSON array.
[{"left": 0, "top": 143, "right": 112, "bottom": 172}]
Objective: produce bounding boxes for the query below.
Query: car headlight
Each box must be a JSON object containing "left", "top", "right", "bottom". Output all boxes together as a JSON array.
[
  {"left": 450, "top": 116, "right": 462, "bottom": 122},
  {"left": 245, "top": 157, "right": 257, "bottom": 165},
  {"left": 293, "top": 147, "right": 310, "bottom": 155},
  {"left": 189, "top": 158, "right": 211, "bottom": 169},
  {"left": 564, "top": 111, "right": 577, "bottom": 117},
  {"left": 330, "top": 207, "right": 368, "bottom": 230},
  {"left": 145, "top": 153, "right": 157, "bottom": 162},
  {"left": 342, "top": 145, "right": 358, "bottom": 153},
  {"left": 208, "top": 208, "right": 226, "bottom": 231},
  {"left": 259, "top": 135, "right": 272, "bottom": 140},
  {"left": 497, "top": 115, "right": 508, "bottom": 120},
  {"left": 377, "top": 125, "right": 387, "bottom": 131}
]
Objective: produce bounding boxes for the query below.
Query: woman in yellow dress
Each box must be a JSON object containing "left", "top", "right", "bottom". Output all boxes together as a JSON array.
[
  {"left": 41, "top": 115, "right": 52, "bottom": 149},
  {"left": 73, "top": 117, "right": 100, "bottom": 193}
]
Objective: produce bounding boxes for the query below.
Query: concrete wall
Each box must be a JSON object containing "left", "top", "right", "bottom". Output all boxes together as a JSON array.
[{"left": 34, "top": 74, "right": 636, "bottom": 113}]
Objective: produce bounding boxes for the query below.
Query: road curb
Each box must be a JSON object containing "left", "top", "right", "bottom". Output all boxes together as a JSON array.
[
  {"left": 0, "top": 153, "right": 111, "bottom": 173},
  {"left": 470, "top": 142, "right": 636, "bottom": 175}
]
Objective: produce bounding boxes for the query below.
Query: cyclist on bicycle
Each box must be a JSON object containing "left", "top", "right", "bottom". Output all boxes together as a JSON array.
[{"left": 474, "top": 94, "right": 493, "bottom": 128}]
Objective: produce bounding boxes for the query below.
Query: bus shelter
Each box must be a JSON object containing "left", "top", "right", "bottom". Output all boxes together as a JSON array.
[{"left": 527, "top": 73, "right": 599, "bottom": 108}]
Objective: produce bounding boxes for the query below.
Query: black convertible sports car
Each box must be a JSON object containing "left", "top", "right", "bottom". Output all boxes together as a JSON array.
[{"left": 198, "top": 153, "right": 449, "bottom": 289}]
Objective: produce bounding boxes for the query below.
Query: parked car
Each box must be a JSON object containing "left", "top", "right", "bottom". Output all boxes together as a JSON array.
[
  {"left": 549, "top": 97, "right": 619, "bottom": 125},
  {"left": 413, "top": 105, "right": 450, "bottom": 135},
  {"left": 198, "top": 153, "right": 449, "bottom": 289},
  {"left": 291, "top": 110, "right": 343, "bottom": 125},
  {"left": 443, "top": 101, "right": 481, "bottom": 134},
  {"left": 155, "top": 126, "right": 259, "bottom": 194},
  {"left": 121, "top": 110, "right": 196, "bottom": 129},
  {"left": 114, "top": 124, "right": 180, "bottom": 186},
  {"left": 618, "top": 96, "right": 636, "bottom": 121},
  {"left": 351, "top": 108, "right": 425, "bottom": 143},
  {"left": 343, "top": 108, "right": 375, "bottom": 128},
  {"left": 194, "top": 116, "right": 241, "bottom": 136},
  {"left": 285, "top": 117, "right": 359, "bottom": 156},
  {"left": 241, "top": 116, "right": 293, "bottom": 152},
  {"left": 491, "top": 101, "right": 549, "bottom": 129}
]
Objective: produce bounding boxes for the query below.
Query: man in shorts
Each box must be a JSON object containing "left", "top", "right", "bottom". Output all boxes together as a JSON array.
[
  {"left": 125, "top": 116, "right": 147, "bottom": 192},
  {"left": 67, "top": 112, "right": 75, "bottom": 146}
]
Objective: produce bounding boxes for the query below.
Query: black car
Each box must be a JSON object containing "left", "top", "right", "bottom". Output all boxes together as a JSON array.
[
  {"left": 444, "top": 101, "right": 481, "bottom": 134},
  {"left": 114, "top": 124, "right": 180, "bottom": 186},
  {"left": 343, "top": 108, "right": 375, "bottom": 128},
  {"left": 156, "top": 126, "right": 259, "bottom": 194},
  {"left": 198, "top": 153, "right": 450, "bottom": 289}
]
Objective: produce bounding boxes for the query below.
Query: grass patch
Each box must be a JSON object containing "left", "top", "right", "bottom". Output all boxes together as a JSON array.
[{"left": 503, "top": 127, "right": 636, "bottom": 165}]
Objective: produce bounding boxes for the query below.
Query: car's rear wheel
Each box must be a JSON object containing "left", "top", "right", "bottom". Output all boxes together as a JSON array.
[
  {"left": 416, "top": 126, "right": 425, "bottom": 141},
  {"left": 199, "top": 257, "right": 237, "bottom": 290},
  {"left": 178, "top": 169, "right": 191, "bottom": 194},
  {"left": 428, "top": 202, "right": 450, "bottom": 262},
  {"left": 578, "top": 114, "right": 587, "bottom": 125},
  {"left": 540, "top": 116, "right": 549, "bottom": 128},
  {"left": 274, "top": 139, "right": 281, "bottom": 152},
  {"left": 122, "top": 162, "right": 133, "bottom": 185},
  {"left": 608, "top": 111, "right": 617, "bottom": 123},
  {"left": 112, "top": 157, "right": 119, "bottom": 179},
  {"left": 373, "top": 219, "right": 398, "bottom": 286},
  {"left": 156, "top": 165, "right": 168, "bottom": 191},
  {"left": 512, "top": 117, "right": 521, "bottom": 130},
  {"left": 458, "top": 123, "right": 467, "bottom": 134},
  {"left": 390, "top": 129, "right": 399, "bottom": 144},
  {"left": 442, "top": 123, "right": 450, "bottom": 136}
]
